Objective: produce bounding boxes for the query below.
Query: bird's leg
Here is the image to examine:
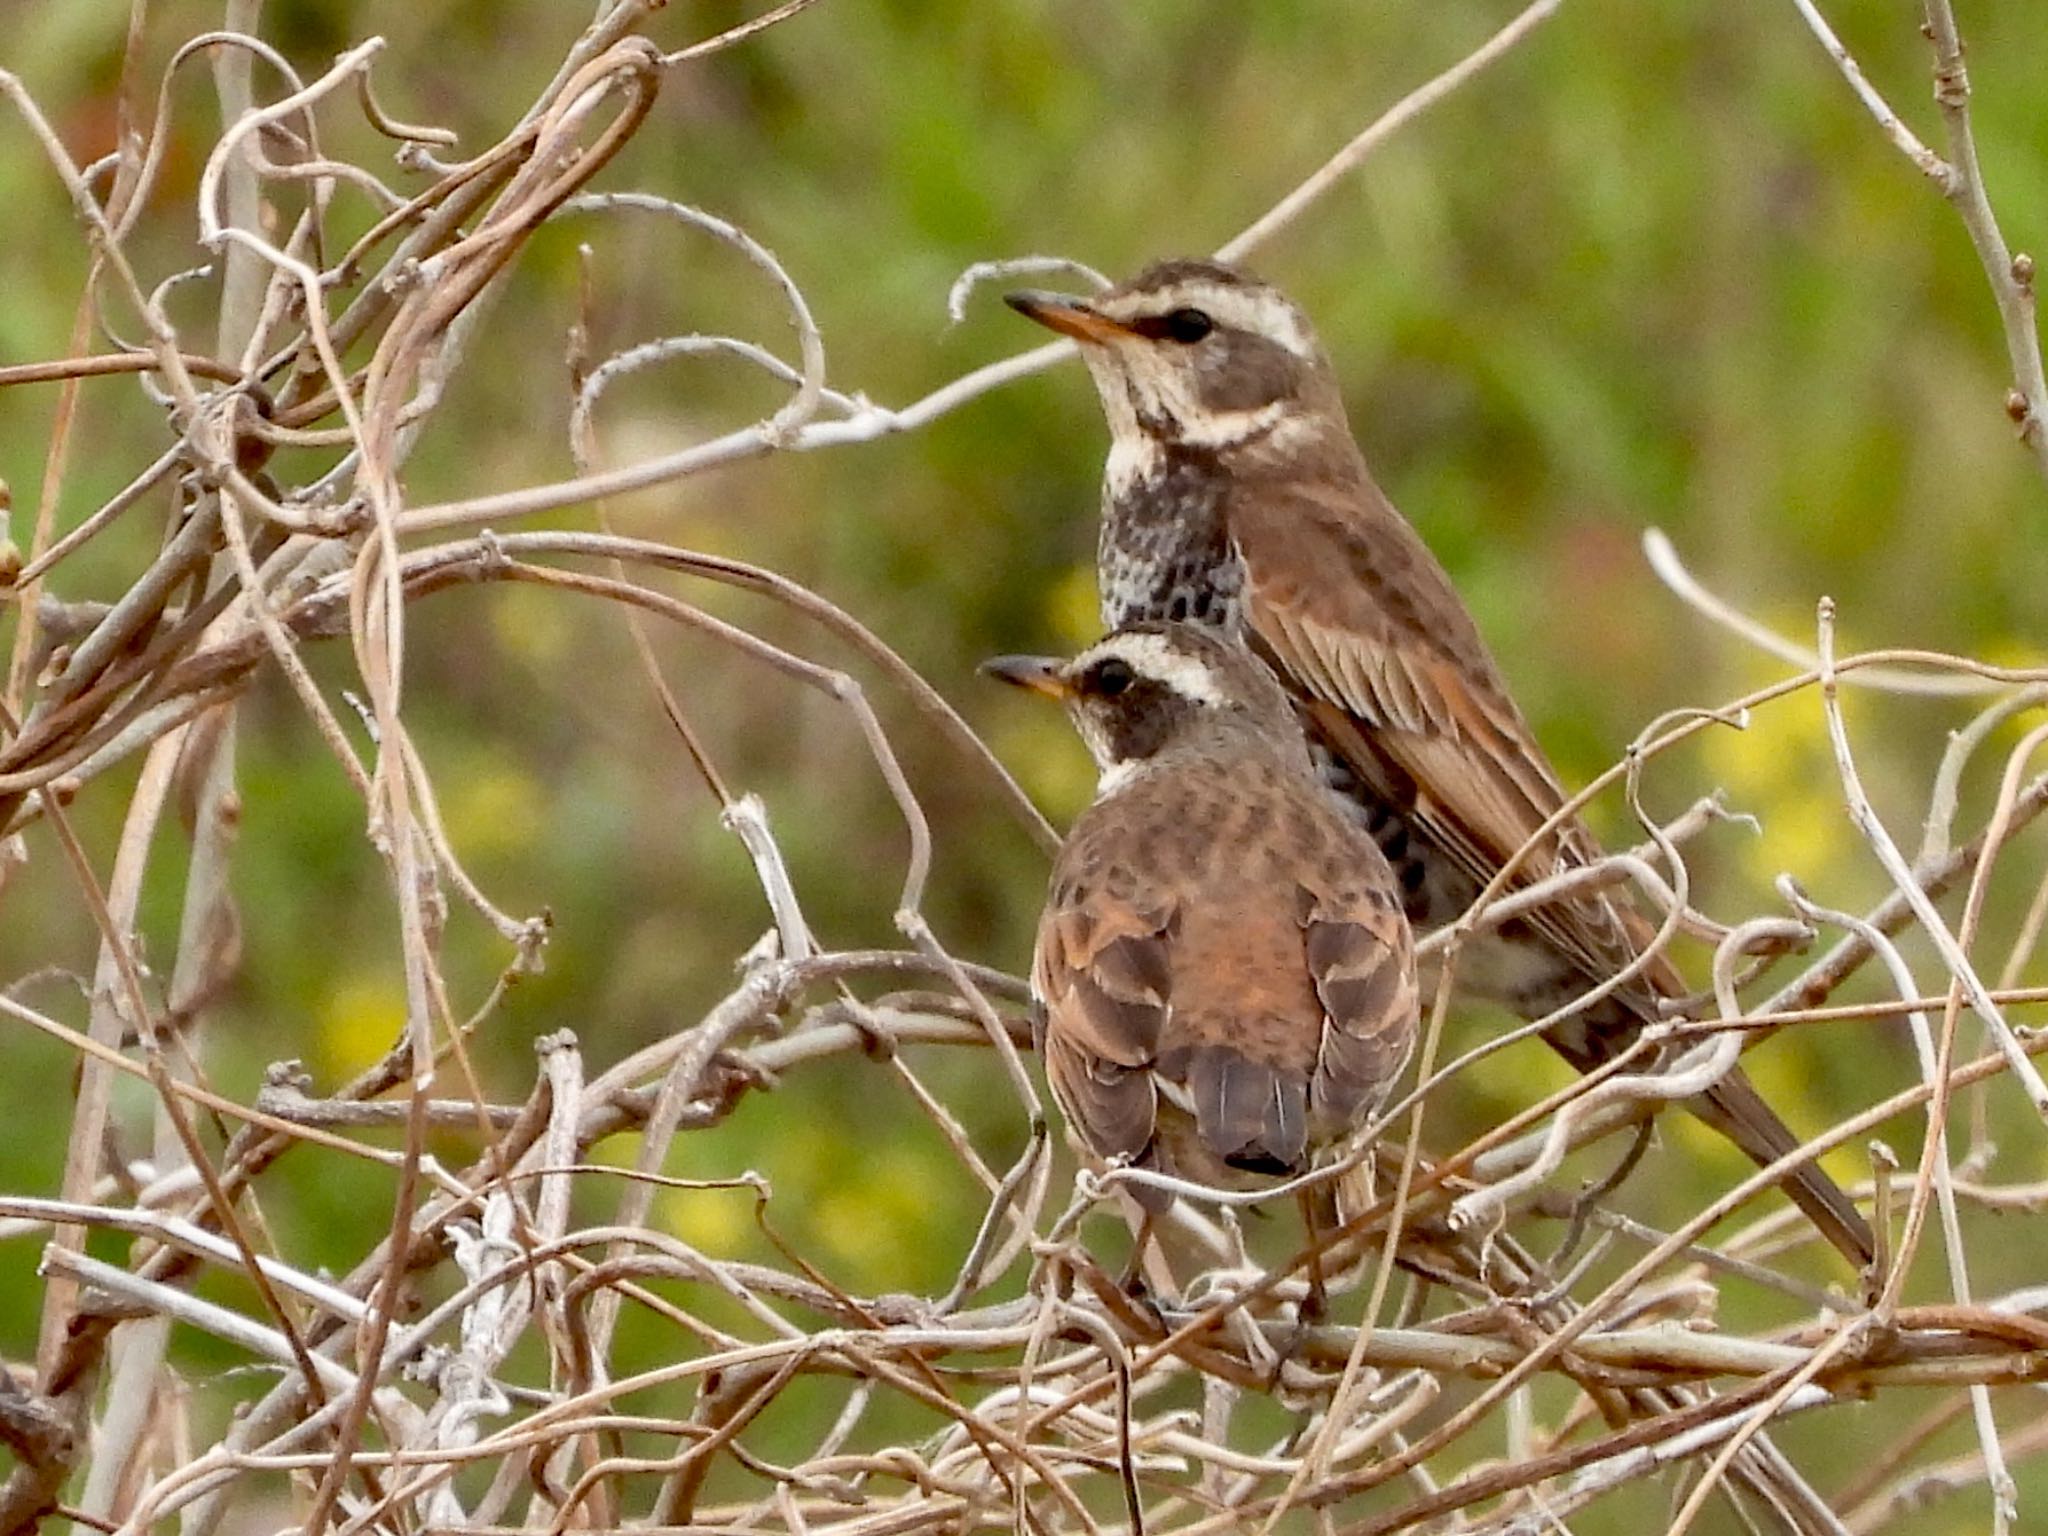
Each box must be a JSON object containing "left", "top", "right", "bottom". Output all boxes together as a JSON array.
[
  {"left": 1253, "top": 1187, "right": 1342, "bottom": 1397},
  {"left": 1295, "top": 1186, "right": 1331, "bottom": 1324},
  {"left": 1120, "top": 1204, "right": 1159, "bottom": 1296},
  {"left": 1325, "top": 1151, "right": 1380, "bottom": 1292},
  {"left": 1115, "top": 1193, "right": 1184, "bottom": 1321}
]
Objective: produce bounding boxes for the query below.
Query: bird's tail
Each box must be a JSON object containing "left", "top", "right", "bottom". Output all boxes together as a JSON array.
[{"left": 1689, "top": 1065, "right": 1876, "bottom": 1269}]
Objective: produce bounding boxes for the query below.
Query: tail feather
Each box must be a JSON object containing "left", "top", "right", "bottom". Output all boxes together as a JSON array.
[
  {"left": 1182, "top": 1043, "right": 1310, "bottom": 1176},
  {"left": 1691, "top": 1065, "right": 1875, "bottom": 1268}
]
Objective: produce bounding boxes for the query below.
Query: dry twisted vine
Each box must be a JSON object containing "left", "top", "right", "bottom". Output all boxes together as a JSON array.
[{"left": 1, "top": 4, "right": 2045, "bottom": 1535}]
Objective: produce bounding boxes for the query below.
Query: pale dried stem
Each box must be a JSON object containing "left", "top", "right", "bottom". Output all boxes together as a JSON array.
[
  {"left": 8, "top": 6, "right": 2048, "bottom": 1535},
  {"left": 1788, "top": 0, "right": 2048, "bottom": 480},
  {"left": 1779, "top": 880, "right": 2010, "bottom": 1529},
  {"left": 1815, "top": 601, "right": 2048, "bottom": 1119}
]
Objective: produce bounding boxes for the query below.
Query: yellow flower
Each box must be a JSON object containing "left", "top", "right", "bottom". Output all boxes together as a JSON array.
[{"left": 318, "top": 973, "right": 407, "bottom": 1076}]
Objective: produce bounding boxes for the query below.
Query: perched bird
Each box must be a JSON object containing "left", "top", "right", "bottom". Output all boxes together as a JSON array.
[
  {"left": 983, "top": 623, "right": 1418, "bottom": 1246},
  {"left": 1007, "top": 259, "right": 1875, "bottom": 1266}
]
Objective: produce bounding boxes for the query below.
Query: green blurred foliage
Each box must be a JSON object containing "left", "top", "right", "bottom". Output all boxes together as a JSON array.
[{"left": 4, "top": 1, "right": 2047, "bottom": 1524}]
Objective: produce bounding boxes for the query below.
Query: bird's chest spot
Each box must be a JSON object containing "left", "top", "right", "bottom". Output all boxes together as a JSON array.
[{"left": 1099, "top": 459, "right": 1245, "bottom": 632}]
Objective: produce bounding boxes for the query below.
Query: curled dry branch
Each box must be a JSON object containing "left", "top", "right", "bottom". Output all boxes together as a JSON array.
[
  {"left": 2, "top": 4, "right": 2046, "bottom": 1535},
  {"left": 1789, "top": 0, "right": 2048, "bottom": 483}
]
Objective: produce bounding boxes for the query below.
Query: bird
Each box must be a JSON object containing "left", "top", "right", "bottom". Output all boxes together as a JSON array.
[
  {"left": 1006, "top": 258, "right": 1876, "bottom": 1267},
  {"left": 983, "top": 622, "right": 1419, "bottom": 1289}
]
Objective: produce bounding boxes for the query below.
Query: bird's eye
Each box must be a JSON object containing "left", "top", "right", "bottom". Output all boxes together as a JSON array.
[
  {"left": 1090, "top": 658, "right": 1135, "bottom": 697},
  {"left": 1163, "top": 307, "right": 1214, "bottom": 343}
]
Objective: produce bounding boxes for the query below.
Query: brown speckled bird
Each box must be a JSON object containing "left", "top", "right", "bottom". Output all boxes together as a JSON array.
[
  {"left": 983, "top": 623, "right": 1418, "bottom": 1214},
  {"left": 1007, "top": 260, "right": 1874, "bottom": 1266}
]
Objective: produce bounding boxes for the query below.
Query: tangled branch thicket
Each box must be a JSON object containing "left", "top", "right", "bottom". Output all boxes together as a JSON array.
[{"left": 2, "top": 3, "right": 2046, "bottom": 1534}]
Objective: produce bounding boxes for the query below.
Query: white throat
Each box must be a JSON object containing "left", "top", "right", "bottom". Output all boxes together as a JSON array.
[
  {"left": 1092, "top": 756, "right": 1150, "bottom": 799},
  {"left": 1105, "top": 434, "right": 1164, "bottom": 496}
]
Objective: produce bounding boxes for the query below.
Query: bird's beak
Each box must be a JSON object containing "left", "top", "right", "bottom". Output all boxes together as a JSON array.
[
  {"left": 979, "top": 654, "right": 1074, "bottom": 700},
  {"left": 1003, "top": 290, "right": 1131, "bottom": 346}
]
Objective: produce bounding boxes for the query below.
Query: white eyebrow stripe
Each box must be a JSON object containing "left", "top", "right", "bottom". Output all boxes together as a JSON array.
[
  {"left": 1078, "top": 631, "right": 1232, "bottom": 707},
  {"left": 1105, "top": 282, "right": 1319, "bottom": 360}
]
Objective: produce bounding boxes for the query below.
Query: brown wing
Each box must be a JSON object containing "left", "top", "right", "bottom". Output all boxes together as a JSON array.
[
  {"left": 1233, "top": 473, "right": 1677, "bottom": 1005},
  {"left": 1300, "top": 878, "right": 1419, "bottom": 1132},
  {"left": 1030, "top": 861, "right": 1176, "bottom": 1167},
  {"left": 1228, "top": 477, "right": 1874, "bottom": 1265}
]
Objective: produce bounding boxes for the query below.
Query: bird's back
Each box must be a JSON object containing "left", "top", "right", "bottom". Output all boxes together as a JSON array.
[{"left": 1034, "top": 739, "right": 1416, "bottom": 1195}]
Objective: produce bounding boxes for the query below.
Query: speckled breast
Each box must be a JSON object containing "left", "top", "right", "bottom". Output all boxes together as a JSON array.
[
  {"left": 1096, "top": 454, "right": 1576, "bottom": 1019},
  {"left": 1098, "top": 456, "right": 1246, "bottom": 633}
]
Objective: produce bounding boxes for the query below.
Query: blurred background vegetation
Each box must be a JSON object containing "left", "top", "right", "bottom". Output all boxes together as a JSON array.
[{"left": 4, "top": 0, "right": 2046, "bottom": 1525}]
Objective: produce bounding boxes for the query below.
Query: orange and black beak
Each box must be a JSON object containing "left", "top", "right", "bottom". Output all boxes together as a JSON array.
[
  {"left": 1003, "top": 290, "right": 1132, "bottom": 346},
  {"left": 979, "top": 654, "right": 1074, "bottom": 701}
]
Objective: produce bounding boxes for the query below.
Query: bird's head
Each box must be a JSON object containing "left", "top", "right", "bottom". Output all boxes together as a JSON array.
[
  {"left": 1006, "top": 259, "right": 1346, "bottom": 462},
  {"left": 982, "top": 623, "right": 1304, "bottom": 790}
]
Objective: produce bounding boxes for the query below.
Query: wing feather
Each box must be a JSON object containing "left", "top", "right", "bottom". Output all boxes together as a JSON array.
[
  {"left": 1299, "top": 885, "right": 1418, "bottom": 1128},
  {"left": 1031, "top": 868, "right": 1176, "bottom": 1165},
  {"left": 1233, "top": 475, "right": 1677, "bottom": 1002}
]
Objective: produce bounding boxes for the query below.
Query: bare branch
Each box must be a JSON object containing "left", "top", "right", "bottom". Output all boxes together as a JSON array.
[{"left": 5, "top": 6, "right": 2045, "bottom": 1534}]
